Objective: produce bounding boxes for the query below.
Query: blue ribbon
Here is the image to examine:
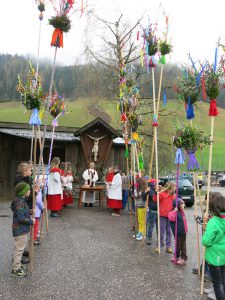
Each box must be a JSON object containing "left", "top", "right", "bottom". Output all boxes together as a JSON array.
[
  {"left": 175, "top": 148, "right": 185, "bottom": 165},
  {"left": 163, "top": 89, "right": 167, "bottom": 106},
  {"left": 214, "top": 47, "right": 218, "bottom": 73},
  {"left": 29, "top": 108, "right": 41, "bottom": 126},
  {"left": 187, "top": 150, "right": 200, "bottom": 171},
  {"left": 186, "top": 96, "right": 195, "bottom": 120},
  {"left": 188, "top": 54, "right": 197, "bottom": 73}
]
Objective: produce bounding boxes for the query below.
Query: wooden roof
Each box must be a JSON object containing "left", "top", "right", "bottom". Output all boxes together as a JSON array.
[
  {"left": 74, "top": 117, "right": 120, "bottom": 137},
  {"left": 0, "top": 121, "right": 78, "bottom": 133}
]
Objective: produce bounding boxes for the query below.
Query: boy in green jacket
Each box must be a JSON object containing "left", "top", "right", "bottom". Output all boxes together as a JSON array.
[{"left": 202, "top": 194, "right": 225, "bottom": 300}]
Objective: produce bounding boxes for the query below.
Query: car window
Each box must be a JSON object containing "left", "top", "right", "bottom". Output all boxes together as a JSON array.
[{"left": 178, "top": 179, "right": 193, "bottom": 187}]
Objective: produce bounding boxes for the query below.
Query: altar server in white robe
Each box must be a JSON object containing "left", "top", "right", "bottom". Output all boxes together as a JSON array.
[
  {"left": 82, "top": 162, "right": 98, "bottom": 207},
  {"left": 107, "top": 166, "right": 122, "bottom": 216}
]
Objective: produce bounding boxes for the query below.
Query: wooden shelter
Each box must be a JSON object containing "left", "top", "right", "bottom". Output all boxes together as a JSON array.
[{"left": 0, "top": 118, "right": 126, "bottom": 199}]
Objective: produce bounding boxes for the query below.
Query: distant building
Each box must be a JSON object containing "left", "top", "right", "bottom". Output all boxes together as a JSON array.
[{"left": 0, "top": 118, "right": 127, "bottom": 198}]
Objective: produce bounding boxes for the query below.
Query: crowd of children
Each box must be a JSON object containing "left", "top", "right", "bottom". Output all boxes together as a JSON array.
[
  {"left": 10, "top": 158, "right": 225, "bottom": 300},
  {"left": 11, "top": 157, "right": 74, "bottom": 277}
]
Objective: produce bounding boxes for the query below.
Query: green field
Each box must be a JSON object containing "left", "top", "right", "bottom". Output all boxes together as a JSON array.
[{"left": 0, "top": 98, "right": 224, "bottom": 170}]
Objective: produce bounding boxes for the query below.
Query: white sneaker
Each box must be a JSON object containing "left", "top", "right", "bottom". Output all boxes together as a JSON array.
[
  {"left": 207, "top": 292, "right": 216, "bottom": 300},
  {"left": 112, "top": 213, "right": 120, "bottom": 217},
  {"left": 136, "top": 233, "right": 143, "bottom": 241},
  {"left": 204, "top": 287, "right": 214, "bottom": 294}
]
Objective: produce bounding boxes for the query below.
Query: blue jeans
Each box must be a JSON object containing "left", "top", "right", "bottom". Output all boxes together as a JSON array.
[
  {"left": 146, "top": 209, "right": 158, "bottom": 239},
  {"left": 160, "top": 217, "right": 172, "bottom": 248},
  {"left": 122, "top": 190, "right": 129, "bottom": 209}
]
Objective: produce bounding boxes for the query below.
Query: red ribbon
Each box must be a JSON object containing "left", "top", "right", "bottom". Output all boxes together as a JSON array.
[
  {"left": 121, "top": 113, "right": 127, "bottom": 122},
  {"left": 51, "top": 28, "right": 63, "bottom": 48},
  {"left": 208, "top": 99, "right": 219, "bottom": 117}
]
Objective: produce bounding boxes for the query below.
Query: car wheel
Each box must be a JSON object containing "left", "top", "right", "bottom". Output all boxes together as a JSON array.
[{"left": 185, "top": 202, "right": 194, "bottom": 208}]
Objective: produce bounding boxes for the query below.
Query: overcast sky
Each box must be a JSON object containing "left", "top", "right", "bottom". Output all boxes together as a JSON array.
[{"left": 0, "top": 0, "right": 224, "bottom": 66}]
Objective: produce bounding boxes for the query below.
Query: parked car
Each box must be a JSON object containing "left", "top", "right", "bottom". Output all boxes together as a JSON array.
[
  {"left": 159, "top": 177, "right": 169, "bottom": 187},
  {"left": 219, "top": 175, "right": 225, "bottom": 187},
  {"left": 178, "top": 178, "right": 194, "bottom": 207},
  {"left": 159, "top": 176, "right": 194, "bottom": 207},
  {"left": 181, "top": 173, "right": 203, "bottom": 189}
]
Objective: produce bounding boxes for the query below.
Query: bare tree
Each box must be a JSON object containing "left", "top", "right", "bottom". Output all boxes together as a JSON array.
[{"left": 87, "top": 14, "right": 142, "bottom": 98}]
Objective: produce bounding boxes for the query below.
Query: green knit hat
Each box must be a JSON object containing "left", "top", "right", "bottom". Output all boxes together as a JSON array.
[{"left": 15, "top": 182, "right": 30, "bottom": 197}]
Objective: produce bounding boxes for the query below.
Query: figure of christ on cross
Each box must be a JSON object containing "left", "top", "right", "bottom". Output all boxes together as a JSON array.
[{"left": 87, "top": 134, "right": 107, "bottom": 162}]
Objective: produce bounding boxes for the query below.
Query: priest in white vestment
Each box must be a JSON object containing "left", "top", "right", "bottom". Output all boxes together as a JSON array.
[{"left": 82, "top": 162, "right": 98, "bottom": 207}]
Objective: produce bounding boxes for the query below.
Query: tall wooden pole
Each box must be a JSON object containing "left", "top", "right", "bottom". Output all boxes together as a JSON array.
[
  {"left": 193, "top": 172, "right": 201, "bottom": 275},
  {"left": 149, "top": 64, "right": 164, "bottom": 178},
  {"left": 29, "top": 125, "right": 37, "bottom": 272},
  {"left": 38, "top": 126, "right": 49, "bottom": 238},
  {"left": 152, "top": 67, "right": 161, "bottom": 253},
  {"left": 200, "top": 116, "right": 214, "bottom": 294}
]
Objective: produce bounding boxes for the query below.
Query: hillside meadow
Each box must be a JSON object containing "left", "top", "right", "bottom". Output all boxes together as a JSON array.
[{"left": 0, "top": 98, "right": 224, "bottom": 171}]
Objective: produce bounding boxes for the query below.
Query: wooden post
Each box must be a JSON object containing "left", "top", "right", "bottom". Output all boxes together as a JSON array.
[
  {"left": 196, "top": 172, "right": 204, "bottom": 218},
  {"left": 38, "top": 126, "right": 49, "bottom": 237},
  {"left": 29, "top": 125, "right": 37, "bottom": 272},
  {"left": 30, "top": 125, "right": 34, "bottom": 162},
  {"left": 149, "top": 64, "right": 164, "bottom": 178},
  {"left": 193, "top": 172, "right": 201, "bottom": 275},
  {"left": 200, "top": 116, "right": 214, "bottom": 294},
  {"left": 149, "top": 141, "right": 154, "bottom": 178},
  {"left": 152, "top": 67, "right": 161, "bottom": 254}
]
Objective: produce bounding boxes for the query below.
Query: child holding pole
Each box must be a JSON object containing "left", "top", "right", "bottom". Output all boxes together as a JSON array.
[
  {"left": 34, "top": 184, "right": 45, "bottom": 245},
  {"left": 47, "top": 157, "right": 63, "bottom": 217},
  {"left": 11, "top": 182, "right": 35, "bottom": 277},
  {"left": 121, "top": 170, "right": 129, "bottom": 209},
  {"left": 133, "top": 176, "right": 148, "bottom": 241},
  {"left": 168, "top": 198, "right": 188, "bottom": 265},
  {"left": 144, "top": 179, "right": 158, "bottom": 245},
  {"left": 202, "top": 193, "right": 225, "bottom": 300},
  {"left": 14, "top": 162, "right": 33, "bottom": 209},
  {"left": 153, "top": 181, "right": 176, "bottom": 254},
  {"left": 63, "top": 162, "right": 74, "bottom": 206}
]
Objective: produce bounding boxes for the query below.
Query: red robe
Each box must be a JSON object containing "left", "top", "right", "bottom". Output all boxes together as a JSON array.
[
  {"left": 47, "top": 167, "right": 62, "bottom": 211},
  {"left": 63, "top": 171, "right": 73, "bottom": 205}
]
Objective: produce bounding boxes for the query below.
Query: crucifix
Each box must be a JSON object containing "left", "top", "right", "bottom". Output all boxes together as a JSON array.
[{"left": 87, "top": 134, "right": 107, "bottom": 162}]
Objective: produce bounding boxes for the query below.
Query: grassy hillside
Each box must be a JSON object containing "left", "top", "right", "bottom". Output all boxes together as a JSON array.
[{"left": 0, "top": 98, "right": 224, "bottom": 170}]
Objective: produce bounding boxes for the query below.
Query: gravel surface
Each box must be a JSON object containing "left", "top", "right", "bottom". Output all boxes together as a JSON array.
[{"left": 2, "top": 188, "right": 223, "bottom": 300}]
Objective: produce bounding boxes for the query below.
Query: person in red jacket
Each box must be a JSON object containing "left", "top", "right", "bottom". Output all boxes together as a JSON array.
[
  {"left": 105, "top": 166, "right": 114, "bottom": 207},
  {"left": 154, "top": 181, "right": 176, "bottom": 254}
]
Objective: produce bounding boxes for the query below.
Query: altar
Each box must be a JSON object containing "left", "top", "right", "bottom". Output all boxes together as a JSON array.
[{"left": 78, "top": 185, "right": 106, "bottom": 208}]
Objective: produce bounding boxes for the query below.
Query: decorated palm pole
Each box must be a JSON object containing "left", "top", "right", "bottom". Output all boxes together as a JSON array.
[
  {"left": 175, "top": 63, "right": 207, "bottom": 273},
  {"left": 145, "top": 16, "right": 172, "bottom": 178},
  {"left": 17, "top": 63, "right": 45, "bottom": 271},
  {"left": 48, "top": 93, "right": 66, "bottom": 172},
  {"left": 200, "top": 54, "right": 223, "bottom": 294},
  {"left": 173, "top": 125, "right": 210, "bottom": 267},
  {"left": 140, "top": 23, "right": 162, "bottom": 253},
  {"left": 39, "top": 0, "right": 75, "bottom": 164},
  {"left": 30, "top": 1, "right": 47, "bottom": 162},
  {"left": 117, "top": 42, "right": 144, "bottom": 231}
]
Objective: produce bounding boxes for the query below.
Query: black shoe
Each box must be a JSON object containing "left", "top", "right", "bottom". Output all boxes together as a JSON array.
[
  {"left": 89, "top": 203, "right": 93, "bottom": 207},
  {"left": 21, "top": 256, "right": 30, "bottom": 264},
  {"left": 192, "top": 268, "right": 200, "bottom": 275},
  {"left": 204, "top": 273, "right": 211, "bottom": 282},
  {"left": 50, "top": 212, "right": 60, "bottom": 217},
  {"left": 11, "top": 268, "right": 27, "bottom": 277},
  {"left": 145, "top": 237, "right": 152, "bottom": 245},
  {"left": 34, "top": 240, "right": 41, "bottom": 245},
  {"left": 22, "top": 250, "right": 29, "bottom": 257},
  {"left": 84, "top": 203, "right": 88, "bottom": 207}
]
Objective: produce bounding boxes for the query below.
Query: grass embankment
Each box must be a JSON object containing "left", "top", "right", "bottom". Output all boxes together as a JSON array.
[{"left": 0, "top": 98, "right": 224, "bottom": 170}]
